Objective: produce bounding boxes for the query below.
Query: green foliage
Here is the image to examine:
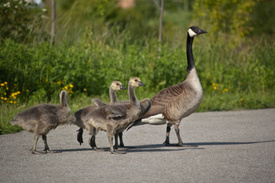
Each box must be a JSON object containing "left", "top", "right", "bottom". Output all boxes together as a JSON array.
[
  {"left": 193, "top": 0, "right": 260, "bottom": 41},
  {"left": 0, "top": 0, "right": 48, "bottom": 43}
]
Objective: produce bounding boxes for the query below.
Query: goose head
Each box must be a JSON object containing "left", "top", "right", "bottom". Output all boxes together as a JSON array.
[
  {"left": 188, "top": 26, "right": 207, "bottom": 38},
  {"left": 111, "top": 81, "right": 126, "bottom": 91},
  {"left": 129, "top": 77, "right": 145, "bottom": 88}
]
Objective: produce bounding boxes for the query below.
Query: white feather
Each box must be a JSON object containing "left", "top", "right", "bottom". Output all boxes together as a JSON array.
[
  {"left": 188, "top": 28, "right": 197, "bottom": 37},
  {"left": 141, "top": 114, "right": 168, "bottom": 125}
]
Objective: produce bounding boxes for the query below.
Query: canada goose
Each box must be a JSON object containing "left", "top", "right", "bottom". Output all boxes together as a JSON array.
[
  {"left": 85, "top": 77, "right": 151, "bottom": 154},
  {"left": 129, "top": 26, "right": 207, "bottom": 146},
  {"left": 68, "top": 81, "right": 126, "bottom": 146},
  {"left": 10, "top": 90, "right": 70, "bottom": 154}
]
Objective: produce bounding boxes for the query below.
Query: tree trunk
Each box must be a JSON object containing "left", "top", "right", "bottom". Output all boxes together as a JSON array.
[
  {"left": 50, "top": 0, "right": 56, "bottom": 46},
  {"left": 158, "top": 0, "right": 164, "bottom": 55}
]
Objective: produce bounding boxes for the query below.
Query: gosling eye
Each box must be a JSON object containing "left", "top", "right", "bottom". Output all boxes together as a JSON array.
[
  {"left": 116, "top": 83, "right": 119, "bottom": 86},
  {"left": 135, "top": 79, "right": 138, "bottom": 82}
]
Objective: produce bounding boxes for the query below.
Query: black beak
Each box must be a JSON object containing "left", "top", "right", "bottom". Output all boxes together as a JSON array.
[
  {"left": 198, "top": 29, "right": 207, "bottom": 34},
  {"left": 120, "top": 85, "right": 126, "bottom": 90},
  {"left": 139, "top": 81, "right": 145, "bottom": 86}
]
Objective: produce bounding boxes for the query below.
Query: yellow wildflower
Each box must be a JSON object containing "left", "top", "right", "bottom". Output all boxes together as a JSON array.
[
  {"left": 4, "top": 81, "right": 8, "bottom": 85},
  {"left": 69, "top": 84, "right": 74, "bottom": 88},
  {"left": 0, "top": 83, "right": 4, "bottom": 87},
  {"left": 64, "top": 86, "right": 68, "bottom": 90}
]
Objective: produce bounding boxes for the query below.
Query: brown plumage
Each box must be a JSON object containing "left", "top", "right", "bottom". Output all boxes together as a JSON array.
[
  {"left": 129, "top": 26, "right": 207, "bottom": 146},
  {"left": 115, "top": 98, "right": 151, "bottom": 149},
  {"left": 85, "top": 77, "right": 151, "bottom": 154},
  {"left": 10, "top": 90, "right": 70, "bottom": 154},
  {"left": 68, "top": 81, "right": 126, "bottom": 146}
]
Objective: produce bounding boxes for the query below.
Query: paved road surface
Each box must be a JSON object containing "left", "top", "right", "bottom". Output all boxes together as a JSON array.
[{"left": 1, "top": 109, "right": 274, "bottom": 183}]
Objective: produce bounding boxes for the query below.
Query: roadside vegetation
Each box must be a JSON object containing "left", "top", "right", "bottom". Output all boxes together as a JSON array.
[{"left": 1, "top": 0, "right": 274, "bottom": 134}]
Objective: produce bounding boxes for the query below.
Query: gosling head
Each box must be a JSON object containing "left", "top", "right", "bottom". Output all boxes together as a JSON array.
[
  {"left": 129, "top": 77, "right": 145, "bottom": 88},
  {"left": 188, "top": 26, "right": 207, "bottom": 38},
  {"left": 111, "top": 81, "right": 126, "bottom": 91}
]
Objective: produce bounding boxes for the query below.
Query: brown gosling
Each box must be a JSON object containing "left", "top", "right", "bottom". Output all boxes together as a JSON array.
[
  {"left": 85, "top": 77, "right": 151, "bottom": 154},
  {"left": 10, "top": 90, "right": 70, "bottom": 154},
  {"left": 68, "top": 81, "right": 126, "bottom": 147}
]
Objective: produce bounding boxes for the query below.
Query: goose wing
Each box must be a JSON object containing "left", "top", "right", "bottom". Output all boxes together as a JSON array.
[
  {"left": 161, "top": 83, "right": 197, "bottom": 121},
  {"left": 105, "top": 104, "right": 127, "bottom": 119},
  {"left": 139, "top": 99, "right": 151, "bottom": 116},
  {"left": 92, "top": 98, "right": 106, "bottom": 107},
  {"left": 140, "top": 82, "right": 186, "bottom": 118}
]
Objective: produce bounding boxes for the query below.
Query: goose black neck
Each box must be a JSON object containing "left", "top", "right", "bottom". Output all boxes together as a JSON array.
[
  {"left": 109, "top": 88, "right": 118, "bottom": 104},
  {"left": 187, "top": 33, "right": 195, "bottom": 73}
]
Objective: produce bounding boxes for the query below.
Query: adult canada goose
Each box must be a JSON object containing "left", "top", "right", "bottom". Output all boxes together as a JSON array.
[
  {"left": 129, "top": 26, "right": 207, "bottom": 146},
  {"left": 68, "top": 81, "right": 126, "bottom": 146},
  {"left": 10, "top": 90, "right": 70, "bottom": 154},
  {"left": 85, "top": 77, "right": 151, "bottom": 154}
]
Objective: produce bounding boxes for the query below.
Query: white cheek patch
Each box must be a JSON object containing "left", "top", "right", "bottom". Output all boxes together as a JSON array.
[{"left": 188, "top": 28, "right": 197, "bottom": 37}]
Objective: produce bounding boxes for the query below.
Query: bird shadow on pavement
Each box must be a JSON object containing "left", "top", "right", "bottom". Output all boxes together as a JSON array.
[
  {"left": 125, "top": 143, "right": 203, "bottom": 153},
  {"left": 52, "top": 140, "right": 274, "bottom": 153},
  {"left": 186, "top": 140, "right": 275, "bottom": 146}
]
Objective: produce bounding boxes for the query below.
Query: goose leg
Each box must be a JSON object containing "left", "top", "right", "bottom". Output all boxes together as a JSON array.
[
  {"left": 77, "top": 128, "right": 84, "bottom": 145},
  {"left": 107, "top": 125, "right": 125, "bottom": 154},
  {"left": 107, "top": 124, "right": 115, "bottom": 154},
  {"left": 174, "top": 123, "right": 198, "bottom": 147},
  {"left": 108, "top": 135, "right": 114, "bottom": 154},
  {"left": 30, "top": 135, "right": 40, "bottom": 154},
  {"left": 163, "top": 123, "right": 173, "bottom": 146},
  {"left": 42, "top": 135, "right": 59, "bottom": 153},
  {"left": 118, "top": 132, "right": 125, "bottom": 147},
  {"left": 88, "top": 126, "right": 99, "bottom": 150},
  {"left": 114, "top": 133, "right": 119, "bottom": 149},
  {"left": 114, "top": 132, "right": 124, "bottom": 149},
  {"left": 89, "top": 129, "right": 98, "bottom": 150},
  {"left": 174, "top": 123, "right": 184, "bottom": 146}
]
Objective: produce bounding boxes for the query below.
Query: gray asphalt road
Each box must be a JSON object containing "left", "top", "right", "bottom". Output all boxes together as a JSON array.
[{"left": 1, "top": 109, "right": 274, "bottom": 183}]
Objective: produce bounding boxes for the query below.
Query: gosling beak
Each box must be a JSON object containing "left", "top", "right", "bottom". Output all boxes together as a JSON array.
[
  {"left": 139, "top": 81, "right": 145, "bottom": 86},
  {"left": 120, "top": 85, "right": 126, "bottom": 90}
]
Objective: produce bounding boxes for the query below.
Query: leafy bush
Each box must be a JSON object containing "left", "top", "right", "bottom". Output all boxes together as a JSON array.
[{"left": 0, "top": 0, "right": 48, "bottom": 43}]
